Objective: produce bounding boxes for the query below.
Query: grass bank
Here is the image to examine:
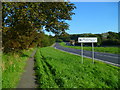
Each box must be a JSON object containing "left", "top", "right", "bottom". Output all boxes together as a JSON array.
[
  {"left": 60, "top": 42, "right": 119, "bottom": 54},
  {"left": 34, "top": 47, "right": 120, "bottom": 88},
  {"left": 2, "top": 48, "right": 35, "bottom": 88}
]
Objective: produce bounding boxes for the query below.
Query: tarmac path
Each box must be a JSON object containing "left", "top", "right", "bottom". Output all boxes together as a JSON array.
[{"left": 17, "top": 49, "right": 37, "bottom": 88}]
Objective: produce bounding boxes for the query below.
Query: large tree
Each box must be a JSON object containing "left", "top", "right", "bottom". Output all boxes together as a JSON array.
[
  {"left": 2, "top": 2, "right": 76, "bottom": 34},
  {"left": 2, "top": 2, "right": 76, "bottom": 52}
]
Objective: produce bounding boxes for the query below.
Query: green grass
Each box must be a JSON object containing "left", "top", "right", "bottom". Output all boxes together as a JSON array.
[
  {"left": 60, "top": 42, "right": 119, "bottom": 54},
  {"left": 34, "top": 47, "right": 120, "bottom": 88},
  {"left": 0, "top": 52, "right": 2, "bottom": 89},
  {"left": 2, "top": 48, "right": 35, "bottom": 88}
]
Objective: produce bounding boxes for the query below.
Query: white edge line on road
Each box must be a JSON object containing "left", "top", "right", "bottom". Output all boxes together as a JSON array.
[
  {"left": 65, "top": 42, "right": 119, "bottom": 59},
  {"left": 83, "top": 51, "right": 118, "bottom": 59},
  {"left": 54, "top": 47, "right": 120, "bottom": 67},
  {"left": 95, "top": 53, "right": 118, "bottom": 59}
]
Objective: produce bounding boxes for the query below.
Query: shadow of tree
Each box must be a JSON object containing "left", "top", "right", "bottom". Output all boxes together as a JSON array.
[{"left": 19, "top": 52, "right": 29, "bottom": 57}]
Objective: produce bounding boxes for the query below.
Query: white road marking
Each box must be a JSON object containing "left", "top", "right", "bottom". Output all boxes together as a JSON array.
[
  {"left": 54, "top": 47, "right": 120, "bottom": 67},
  {"left": 95, "top": 53, "right": 118, "bottom": 59},
  {"left": 80, "top": 50, "right": 118, "bottom": 59}
]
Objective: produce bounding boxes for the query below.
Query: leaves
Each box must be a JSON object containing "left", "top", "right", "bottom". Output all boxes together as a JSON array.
[
  {"left": 2, "top": 2, "right": 76, "bottom": 52},
  {"left": 3, "top": 2, "right": 76, "bottom": 33}
]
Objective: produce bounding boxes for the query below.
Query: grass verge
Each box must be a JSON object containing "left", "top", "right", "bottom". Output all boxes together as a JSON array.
[
  {"left": 59, "top": 42, "right": 119, "bottom": 54},
  {"left": 2, "top": 48, "right": 35, "bottom": 88},
  {"left": 34, "top": 47, "right": 120, "bottom": 88}
]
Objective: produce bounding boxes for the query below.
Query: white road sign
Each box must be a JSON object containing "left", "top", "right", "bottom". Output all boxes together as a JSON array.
[
  {"left": 78, "top": 37, "right": 97, "bottom": 43},
  {"left": 78, "top": 37, "right": 97, "bottom": 64}
]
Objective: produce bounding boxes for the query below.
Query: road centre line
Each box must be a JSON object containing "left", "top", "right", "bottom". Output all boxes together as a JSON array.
[
  {"left": 95, "top": 53, "right": 118, "bottom": 59},
  {"left": 79, "top": 50, "right": 118, "bottom": 59},
  {"left": 54, "top": 46, "right": 120, "bottom": 67}
]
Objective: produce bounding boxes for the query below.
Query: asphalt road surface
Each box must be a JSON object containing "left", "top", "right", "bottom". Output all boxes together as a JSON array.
[{"left": 54, "top": 43, "right": 120, "bottom": 66}]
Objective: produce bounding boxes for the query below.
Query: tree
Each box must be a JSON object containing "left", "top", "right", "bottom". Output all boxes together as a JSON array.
[
  {"left": 2, "top": 2, "right": 76, "bottom": 34},
  {"left": 2, "top": 2, "right": 76, "bottom": 52},
  {"left": 58, "top": 32, "right": 70, "bottom": 42},
  {"left": 107, "top": 31, "right": 119, "bottom": 40}
]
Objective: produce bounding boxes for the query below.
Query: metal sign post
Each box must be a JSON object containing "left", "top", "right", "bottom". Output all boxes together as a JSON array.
[
  {"left": 78, "top": 37, "right": 97, "bottom": 64},
  {"left": 92, "top": 42, "right": 94, "bottom": 64},
  {"left": 81, "top": 43, "right": 83, "bottom": 64}
]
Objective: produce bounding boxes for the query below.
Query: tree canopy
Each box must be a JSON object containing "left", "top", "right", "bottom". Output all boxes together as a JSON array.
[
  {"left": 60, "top": 32, "right": 120, "bottom": 46},
  {"left": 2, "top": 2, "right": 76, "bottom": 34},
  {"left": 2, "top": 2, "right": 76, "bottom": 52}
]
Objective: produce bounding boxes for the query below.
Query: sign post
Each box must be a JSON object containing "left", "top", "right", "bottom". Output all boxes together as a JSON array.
[
  {"left": 92, "top": 42, "right": 94, "bottom": 64},
  {"left": 81, "top": 43, "right": 83, "bottom": 64},
  {"left": 78, "top": 37, "right": 97, "bottom": 64}
]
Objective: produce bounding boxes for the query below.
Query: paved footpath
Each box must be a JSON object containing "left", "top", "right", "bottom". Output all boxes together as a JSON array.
[{"left": 17, "top": 49, "right": 37, "bottom": 88}]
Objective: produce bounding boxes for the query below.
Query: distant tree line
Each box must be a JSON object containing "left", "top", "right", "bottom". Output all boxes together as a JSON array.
[
  {"left": 56, "top": 31, "right": 120, "bottom": 46},
  {"left": 2, "top": 2, "right": 76, "bottom": 53}
]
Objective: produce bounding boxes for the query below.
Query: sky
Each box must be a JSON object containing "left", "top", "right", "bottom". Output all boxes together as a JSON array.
[
  {"left": 2, "top": 0, "right": 120, "bottom": 2},
  {"left": 67, "top": 0, "right": 120, "bottom": 2},
  {"left": 65, "top": 2, "right": 118, "bottom": 34}
]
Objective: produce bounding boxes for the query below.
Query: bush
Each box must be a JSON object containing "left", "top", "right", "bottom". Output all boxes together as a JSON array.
[
  {"left": 56, "top": 39, "right": 63, "bottom": 42},
  {"left": 102, "top": 39, "right": 120, "bottom": 46},
  {"left": 37, "top": 34, "right": 55, "bottom": 47}
]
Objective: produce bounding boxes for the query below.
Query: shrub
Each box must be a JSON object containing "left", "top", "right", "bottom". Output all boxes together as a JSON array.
[
  {"left": 102, "top": 39, "right": 120, "bottom": 46},
  {"left": 56, "top": 39, "right": 63, "bottom": 42}
]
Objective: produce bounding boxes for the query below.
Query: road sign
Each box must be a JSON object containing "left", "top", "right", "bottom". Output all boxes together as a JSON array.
[
  {"left": 78, "top": 37, "right": 97, "bottom": 43},
  {"left": 78, "top": 37, "right": 97, "bottom": 64}
]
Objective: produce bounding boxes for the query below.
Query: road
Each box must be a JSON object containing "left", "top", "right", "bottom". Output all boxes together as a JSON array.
[{"left": 53, "top": 43, "right": 120, "bottom": 66}]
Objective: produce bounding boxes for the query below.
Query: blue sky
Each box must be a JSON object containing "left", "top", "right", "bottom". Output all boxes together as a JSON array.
[
  {"left": 66, "top": 2, "right": 118, "bottom": 34},
  {"left": 67, "top": 0, "right": 120, "bottom": 2}
]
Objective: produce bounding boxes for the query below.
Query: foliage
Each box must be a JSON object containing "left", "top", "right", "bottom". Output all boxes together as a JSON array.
[
  {"left": 2, "top": 24, "right": 38, "bottom": 52},
  {"left": 57, "top": 33, "right": 102, "bottom": 46},
  {"left": 34, "top": 47, "right": 120, "bottom": 88},
  {"left": 107, "top": 31, "right": 120, "bottom": 40},
  {"left": 2, "top": 2, "right": 76, "bottom": 34},
  {"left": 2, "top": 48, "right": 34, "bottom": 88},
  {"left": 56, "top": 39, "right": 63, "bottom": 43},
  {"left": 37, "top": 32, "right": 55, "bottom": 47},
  {"left": 57, "top": 32, "right": 71, "bottom": 42},
  {"left": 59, "top": 32, "right": 120, "bottom": 46},
  {"left": 102, "top": 39, "right": 120, "bottom": 46},
  {"left": 2, "top": 2, "right": 76, "bottom": 52}
]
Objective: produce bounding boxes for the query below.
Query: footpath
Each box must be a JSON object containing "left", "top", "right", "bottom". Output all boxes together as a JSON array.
[{"left": 17, "top": 49, "right": 37, "bottom": 88}]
